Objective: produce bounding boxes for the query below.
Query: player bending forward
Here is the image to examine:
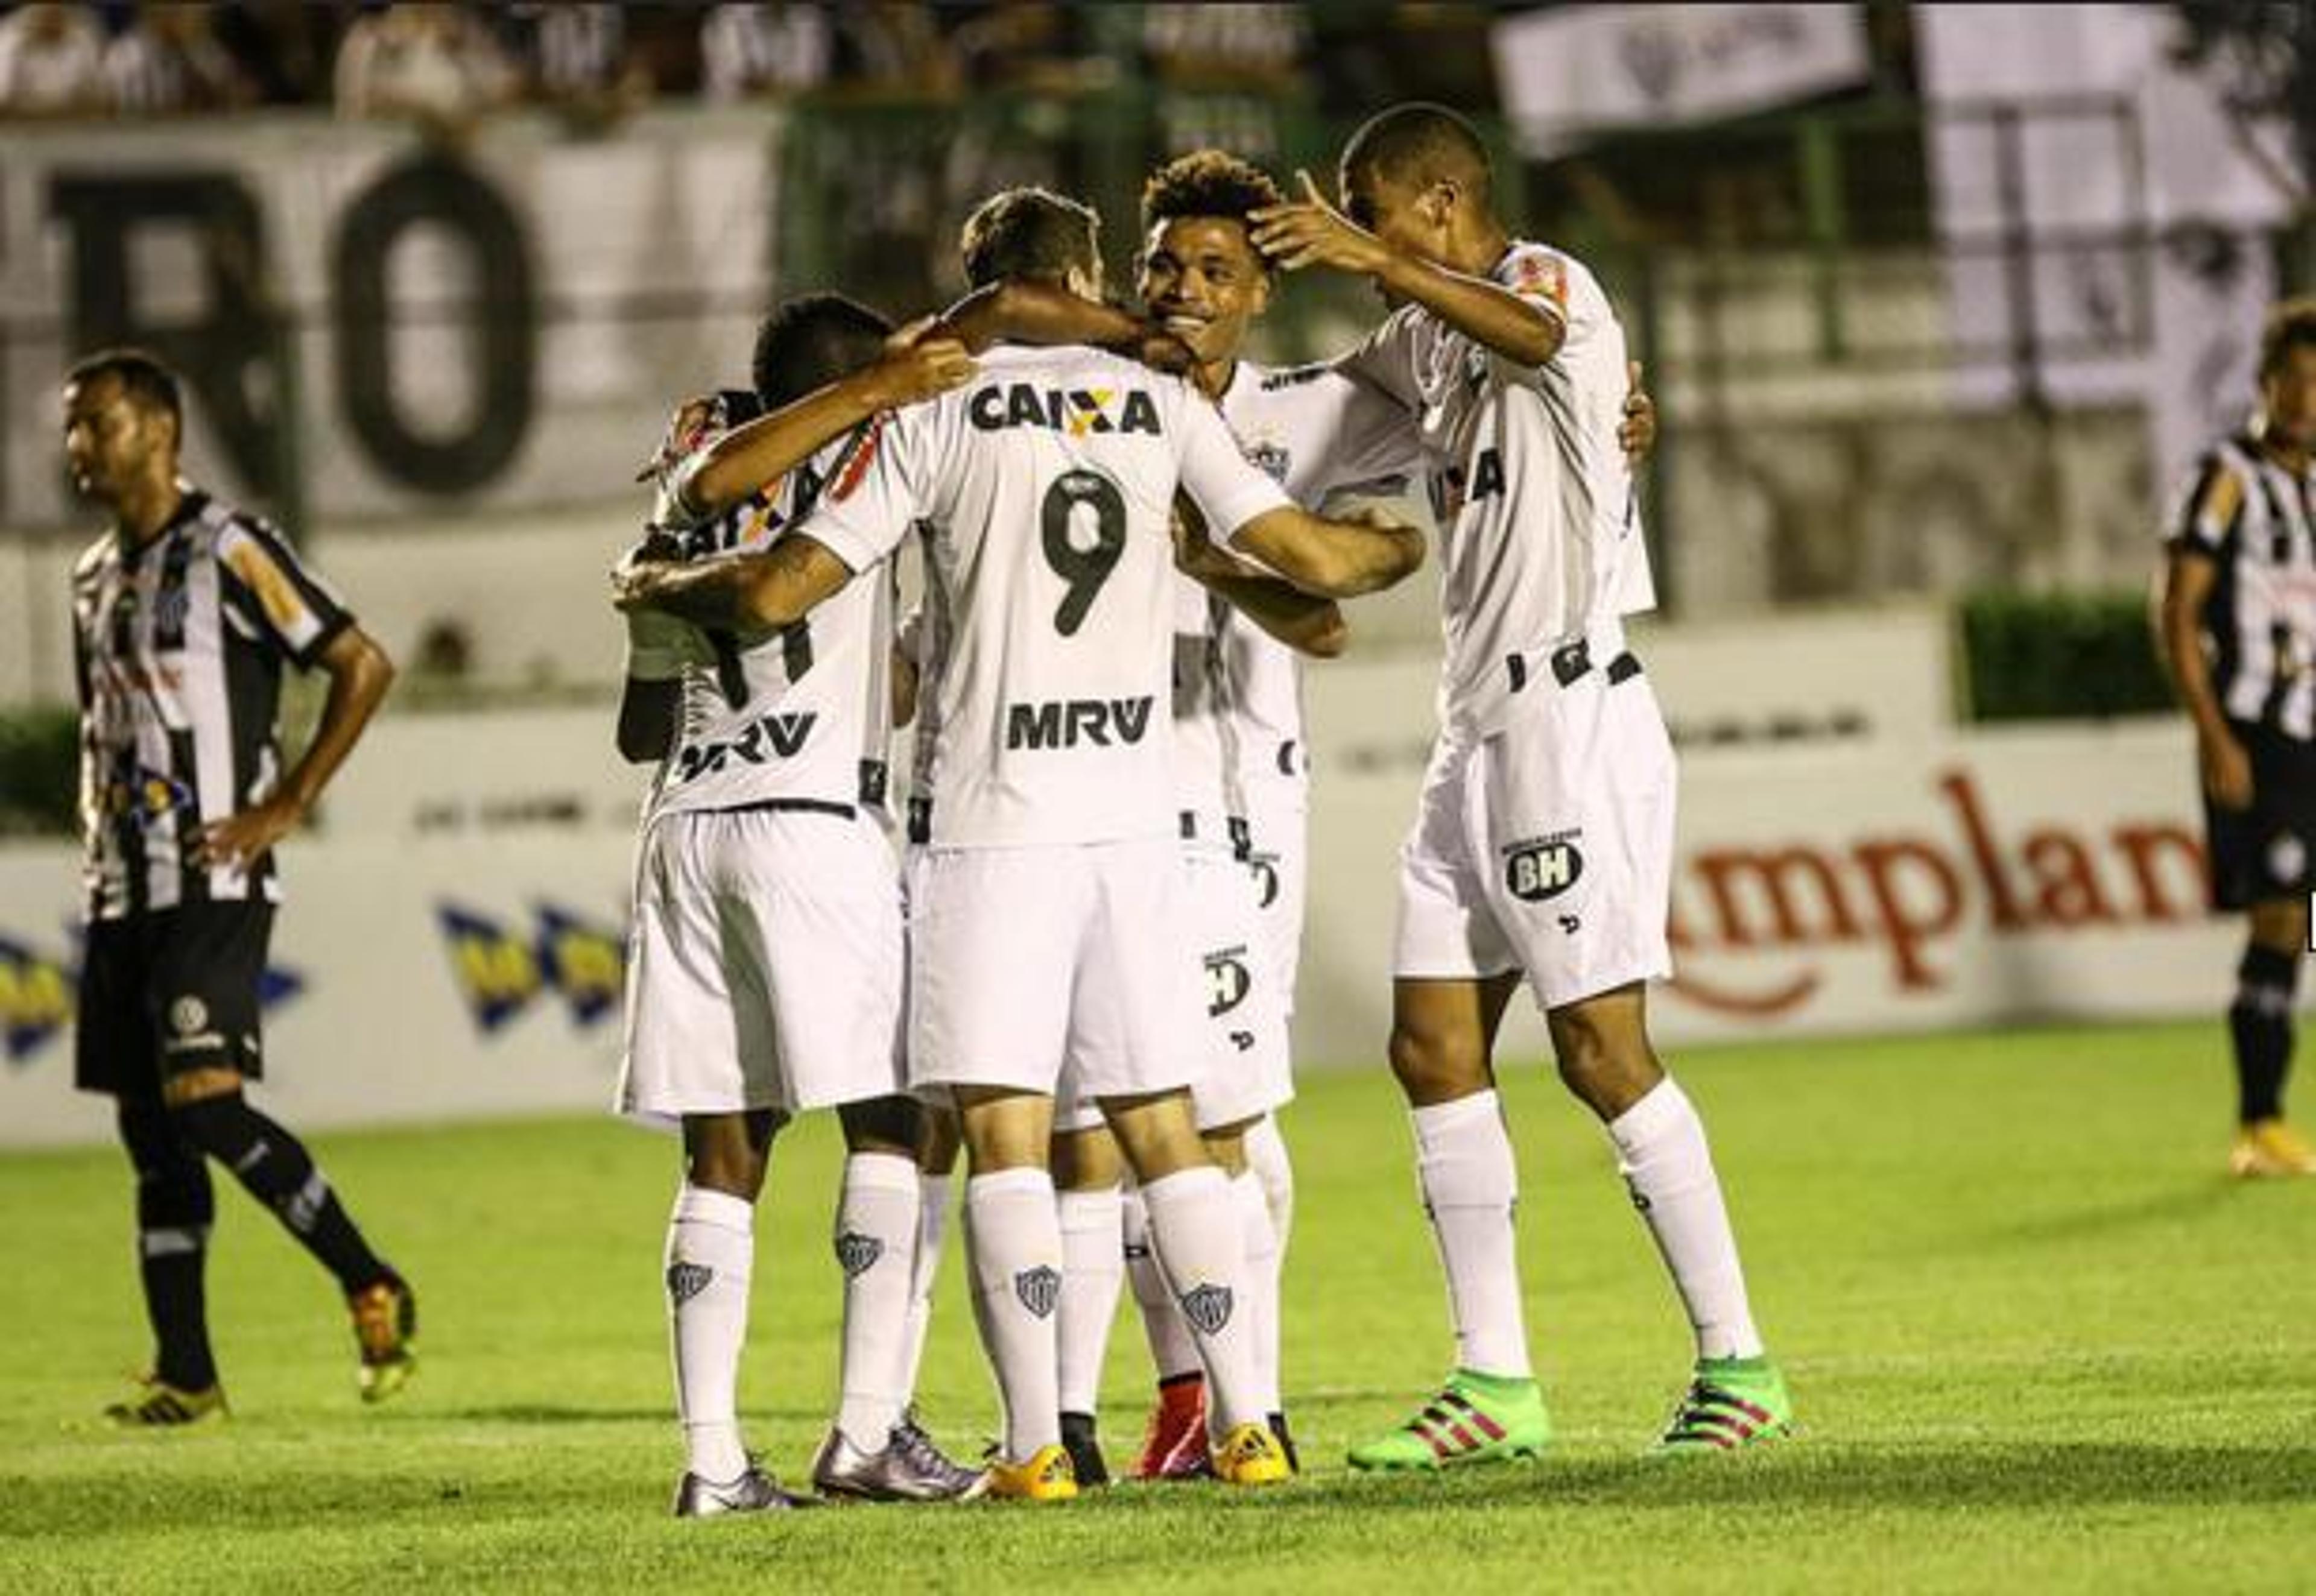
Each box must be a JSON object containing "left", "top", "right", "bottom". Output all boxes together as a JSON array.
[
  {"left": 619, "top": 185, "right": 1425, "bottom": 1500},
  {"left": 1248, "top": 103, "right": 1794, "bottom": 1462}
]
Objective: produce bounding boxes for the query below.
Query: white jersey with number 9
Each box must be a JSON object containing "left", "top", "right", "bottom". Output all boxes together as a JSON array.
[{"left": 802, "top": 344, "right": 1292, "bottom": 850}]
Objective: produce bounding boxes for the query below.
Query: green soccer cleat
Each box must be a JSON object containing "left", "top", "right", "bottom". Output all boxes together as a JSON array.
[
  {"left": 1653, "top": 1355, "right": 1794, "bottom": 1454},
  {"left": 1346, "top": 1370, "right": 1551, "bottom": 1471}
]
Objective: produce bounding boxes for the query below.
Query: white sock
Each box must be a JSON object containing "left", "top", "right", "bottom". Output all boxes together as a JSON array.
[
  {"left": 1232, "top": 1170, "right": 1282, "bottom": 1416},
  {"left": 1056, "top": 1185, "right": 1125, "bottom": 1417},
  {"left": 896, "top": 1169, "right": 950, "bottom": 1409},
  {"left": 834, "top": 1152, "right": 920, "bottom": 1449},
  {"left": 1608, "top": 1078, "right": 1764, "bottom": 1361},
  {"left": 1244, "top": 1115, "right": 1295, "bottom": 1254},
  {"left": 665, "top": 1184, "right": 755, "bottom": 1483},
  {"left": 1122, "top": 1185, "right": 1200, "bottom": 1381},
  {"left": 964, "top": 1167, "right": 1063, "bottom": 1460},
  {"left": 1138, "top": 1166, "right": 1261, "bottom": 1437},
  {"left": 1412, "top": 1090, "right": 1533, "bottom": 1380}
]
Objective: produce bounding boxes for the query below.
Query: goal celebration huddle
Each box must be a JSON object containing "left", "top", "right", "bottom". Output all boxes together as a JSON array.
[{"left": 66, "top": 101, "right": 1793, "bottom": 1516}]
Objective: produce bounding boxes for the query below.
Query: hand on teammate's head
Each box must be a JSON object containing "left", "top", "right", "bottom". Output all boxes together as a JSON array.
[
  {"left": 1247, "top": 171, "right": 1388, "bottom": 277},
  {"left": 866, "top": 336, "right": 976, "bottom": 410}
]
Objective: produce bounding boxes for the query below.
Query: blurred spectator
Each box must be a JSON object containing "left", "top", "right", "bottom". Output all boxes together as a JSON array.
[
  {"left": 838, "top": 2, "right": 958, "bottom": 99},
  {"left": 1142, "top": 3, "right": 1305, "bottom": 93},
  {"left": 334, "top": 2, "right": 516, "bottom": 134},
  {"left": 104, "top": 4, "right": 259, "bottom": 116},
  {"left": 500, "top": 2, "right": 651, "bottom": 131},
  {"left": 949, "top": 2, "right": 1109, "bottom": 97},
  {"left": 0, "top": 2, "right": 108, "bottom": 119},
  {"left": 212, "top": 0, "right": 344, "bottom": 107},
  {"left": 700, "top": 2, "right": 833, "bottom": 103}
]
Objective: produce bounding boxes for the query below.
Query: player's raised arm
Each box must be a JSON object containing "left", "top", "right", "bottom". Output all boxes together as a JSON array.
[
  {"left": 1249, "top": 170, "right": 1561, "bottom": 368},
  {"left": 1172, "top": 496, "right": 1347, "bottom": 658},
  {"left": 928, "top": 279, "right": 1193, "bottom": 373},
  {"left": 677, "top": 336, "right": 974, "bottom": 516}
]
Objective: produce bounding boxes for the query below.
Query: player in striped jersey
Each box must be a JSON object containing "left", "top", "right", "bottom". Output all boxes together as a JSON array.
[
  {"left": 1248, "top": 104, "right": 1791, "bottom": 1462},
  {"left": 615, "top": 298, "right": 988, "bottom": 1515},
  {"left": 618, "top": 186, "right": 1426, "bottom": 1499},
  {"left": 62, "top": 349, "right": 414, "bottom": 1425},
  {"left": 2159, "top": 296, "right": 2316, "bottom": 1178}
]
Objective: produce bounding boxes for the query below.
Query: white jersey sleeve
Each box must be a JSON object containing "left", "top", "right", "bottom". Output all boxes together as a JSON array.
[
  {"left": 794, "top": 411, "right": 926, "bottom": 575},
  {"left": 1177, "top": 393, "right": 1294, "bottom": 547}
]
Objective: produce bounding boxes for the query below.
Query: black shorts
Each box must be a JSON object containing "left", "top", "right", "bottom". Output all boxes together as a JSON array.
[
  {"left": 2204, "top": 721, "right": 2316, "bottom": 911},
  {"left": 75, "top": 901, "right": 274, "bottom": 1098}
]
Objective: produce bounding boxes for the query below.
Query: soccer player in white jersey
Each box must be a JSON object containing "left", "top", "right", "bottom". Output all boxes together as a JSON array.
[
  {"left": 1248, "top": 103, "right": 1794, "bottom": 1462},
  {"left": 617, "top": 186, "right": 1426, "bottom": 1500},
  {"left": 614, "top": 297, "right": 981, "bottom": 1516}
]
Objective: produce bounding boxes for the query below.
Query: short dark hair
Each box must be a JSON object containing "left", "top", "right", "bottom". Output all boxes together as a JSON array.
[
  {"left": 1141, "top": 150, "right": 1284, "bottom": 273},
  {"left": 958, "top": 186, "right": 1100, "bottom": 289},
  {"left": 751, "top": 292, "right": 894, "bottom": 407},
  {"left": 65, "top": 347, "right": 182, "bottom": 429},
  {"left": 2261, "top": 296, "right": 2316, "bottom": 380},
  {"left": 1340, "top": 101, "right": 1493, "bottom": 203}
]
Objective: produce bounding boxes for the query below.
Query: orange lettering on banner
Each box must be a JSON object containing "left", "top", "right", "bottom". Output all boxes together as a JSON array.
[{"left": 1665, "top": 764, "right": 2212, "bottom": 1020}]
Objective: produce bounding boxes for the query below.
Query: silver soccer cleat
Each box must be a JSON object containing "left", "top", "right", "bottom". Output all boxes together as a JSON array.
[
  {"left": 672, "top": 1463, "right": 817, "bottom": 1518},
  {"left": 812, "top": 1415, "right": 989, "bottom": 1503}
]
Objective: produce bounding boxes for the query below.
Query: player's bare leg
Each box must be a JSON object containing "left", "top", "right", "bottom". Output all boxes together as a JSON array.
[
  {"left": 1099, "top": 1091, "right": 1288, "bottom": 1486},
  {"left": 2228, "top": 899, "right": 2316, "bottom": 1176},
  {"left": 812, "top": 1096, "right": 984, "bottom": 1501},
  {"left": 668, "top": 1110, "right": 813, "bottom": 1515},
  {"left": 1350, "top": 972, "right": 1549, "bottom": 1470},
  {"left": 1548, "top": 983, "right": 1791, "bottom": 1452},
  {"left": 1052, "top": 1123, "right": 1125, "bottom": 1486},
  {"left": 954, "top": 1085, "right": 1075, "bottom": 1500}
]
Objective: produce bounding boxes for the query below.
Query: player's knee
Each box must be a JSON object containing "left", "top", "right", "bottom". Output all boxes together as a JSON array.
[
  {"left": 840, "top": 1095, "right": 919, "bottom": 1158},
  {"left": 1387, "top": 1022, "right": 1483, "bottom": 1101},
  {"left": 2249, "top": 898, "right": 2309, "bottom": 956},
  {"left": 1547, "top": 1002, "right": 1660, "bottom": 1112}
]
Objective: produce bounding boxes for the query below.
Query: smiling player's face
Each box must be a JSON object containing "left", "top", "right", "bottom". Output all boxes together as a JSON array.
[{"left": 1137, "top": 216, "right": 1271, "bottom": 368}]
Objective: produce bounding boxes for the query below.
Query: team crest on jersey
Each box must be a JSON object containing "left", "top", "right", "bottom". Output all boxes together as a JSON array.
[
  {"left": 437, "top": 901, "right": 625, "bottom": 1034},
  {"left": 1245, "top": 441, "right": 1291, "bottom": 484},
  {"left": 834, "top": 1231, "right": 885, "bottom": 1278},
  {"left": 1502, "top": 830, "right": 1584, "bottom": 902},
  {"left": 1177, "top": 1281, "right": 1234, "bottom": 1336},
  {"left": 1014, "top": 1265, "right": 1061, "bottom": 1319}
]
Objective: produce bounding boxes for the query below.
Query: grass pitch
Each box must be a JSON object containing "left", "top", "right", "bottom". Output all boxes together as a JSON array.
[{"left": 2, "top": 1020, "right": 2312, "bottom": 1593}]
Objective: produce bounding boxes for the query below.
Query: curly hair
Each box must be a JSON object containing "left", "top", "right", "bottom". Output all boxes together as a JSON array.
[
  {"left": 1140, "top": 150, "right": 1284, "bottom": 274},
  {"left": 2261, "top": 295, "right": 2316, "bottom": 380}
]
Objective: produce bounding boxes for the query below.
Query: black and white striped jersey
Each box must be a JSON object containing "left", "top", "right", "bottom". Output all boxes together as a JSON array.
[
  {"left": 70, "top": 485, "right": 354, "bottom": 919},
  {"left": 2171, "top": 433, "right": 2316, "bottom": 740}
]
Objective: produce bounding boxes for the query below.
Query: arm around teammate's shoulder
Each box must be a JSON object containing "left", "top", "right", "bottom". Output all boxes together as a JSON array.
[{"left": 1223, "top": 503, "right": 1426, "bottom": 599}]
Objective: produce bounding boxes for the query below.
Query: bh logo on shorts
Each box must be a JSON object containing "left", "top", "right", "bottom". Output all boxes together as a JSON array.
[
  {"left": 1502, "top": 830, "right": 1584, "bottom": 902},
  {"left": 1204, "top": 949, "right": 1252, "bottom": 1017},
  {"left": 1014, "top": 1265, "right": 1061, "bottom": 1320}
]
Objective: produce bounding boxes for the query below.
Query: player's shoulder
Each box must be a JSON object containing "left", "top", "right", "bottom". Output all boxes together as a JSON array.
[{"left": 1498, "top": 237, "right": 1601, "bottom": 317}]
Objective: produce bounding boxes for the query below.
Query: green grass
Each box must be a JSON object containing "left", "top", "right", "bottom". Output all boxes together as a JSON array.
[{"left": 3, "top": 1021, "right": 2313, "bottom": 1592}]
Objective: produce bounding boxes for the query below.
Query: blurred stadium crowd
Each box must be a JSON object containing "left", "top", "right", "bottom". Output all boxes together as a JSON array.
[{"left": 0, "top": 2, "right": 1514, "bottom": 127}]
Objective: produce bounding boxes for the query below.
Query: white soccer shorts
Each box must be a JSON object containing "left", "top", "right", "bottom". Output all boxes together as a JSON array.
[
  {"left": 906, "top": 837, "right": 1201, "bottom": 1103},
  {"left": 1053, "top": 842, "right": 1292, "bottom": 1135},
  {"left": 1242, "top": 787, "right": 1309, "bottom": 1018},
  {"left": 1393, "top": 666, "right": 1676, "bottom": 1011},
  {"left": 617, "top": 806, "right": 905, "bottom": 1126}
]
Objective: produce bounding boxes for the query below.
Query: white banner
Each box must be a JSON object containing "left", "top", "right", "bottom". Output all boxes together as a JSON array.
[
  {"left": 0, "top": 707, "right": 2233, "bottom": 1149},
  {"left": 0, "top": 107, "right": 779, "bottom": 528},
  {"left": 1491, "top": 3, "right": 1871, "bottom": 156}
]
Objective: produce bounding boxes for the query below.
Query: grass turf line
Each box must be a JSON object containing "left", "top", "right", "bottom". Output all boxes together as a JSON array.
[{"left": 1, "top": 1020, "right": 2312, "bottom": 1592}]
